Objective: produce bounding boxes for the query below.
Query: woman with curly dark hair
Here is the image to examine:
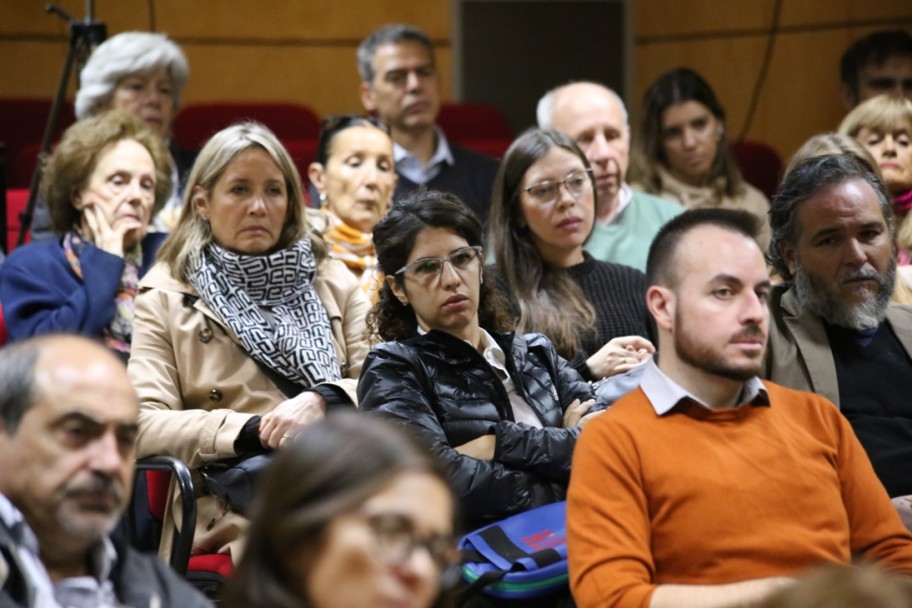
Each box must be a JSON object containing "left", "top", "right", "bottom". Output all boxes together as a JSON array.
[{"left": 358, "top": 189, "right": 602, "bottom": 529}]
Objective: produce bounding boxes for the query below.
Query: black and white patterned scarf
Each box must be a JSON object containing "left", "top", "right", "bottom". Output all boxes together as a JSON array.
[{"left": 189, "top": 239, "right": 341, "bottom": 389}]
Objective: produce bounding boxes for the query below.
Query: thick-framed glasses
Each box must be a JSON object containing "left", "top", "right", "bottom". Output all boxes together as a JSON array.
[
  {"left": 363, "top": 511, "right": 459, "bottom": 584},
  {"left": 521, "top": 169, "right": 593, "bottom": 206},
  {"left": 394, "top": 246, "right": 483, "bottom": 282},
  {"left": 316, "top": 114, "right": 391, "bottom": 164}
]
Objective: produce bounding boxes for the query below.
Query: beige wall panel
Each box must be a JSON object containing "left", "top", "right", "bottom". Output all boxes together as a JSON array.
[{"left": 635, "top": 1, "right": 778, "bottom": 38}]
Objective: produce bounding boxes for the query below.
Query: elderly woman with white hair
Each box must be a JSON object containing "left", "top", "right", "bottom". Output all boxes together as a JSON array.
[
  {"left": 128, "top": 121, "right": 370, "bottom": 562},
  {"left": 31, "top": 31, "right": 194, "bottom": 239}
]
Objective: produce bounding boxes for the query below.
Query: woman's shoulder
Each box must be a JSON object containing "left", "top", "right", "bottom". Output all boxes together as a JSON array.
[
  {"left": 138, "top": 262, "right": 195, "bottom": 295},
  {"left": 2, "top": 239, "right": 63, "bottom": 268}
]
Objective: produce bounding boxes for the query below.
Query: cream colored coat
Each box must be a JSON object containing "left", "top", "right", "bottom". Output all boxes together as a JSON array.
[
  {"left": 128, "top": 257, "right": 370, "bottom": 561},
  {"left": 642, "top": 165, "right": 772, "bottom": 253}
]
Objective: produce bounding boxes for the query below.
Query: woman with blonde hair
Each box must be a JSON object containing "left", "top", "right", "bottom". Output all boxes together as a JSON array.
[{"left": 128, "top": 122, "right": 370, "bottom": 561}]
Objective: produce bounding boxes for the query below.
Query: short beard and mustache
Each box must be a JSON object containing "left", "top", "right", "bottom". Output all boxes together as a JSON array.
[
  {"left": 674, "top": 310, "right": 767, "bottom": 382},
  {"left": 793, "top": 256, "right": 896, "bottom": 331}
]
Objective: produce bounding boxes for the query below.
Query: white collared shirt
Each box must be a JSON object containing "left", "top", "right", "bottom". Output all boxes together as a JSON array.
[
  {"left": 596, "top": 182, "right": 634, "bottom": 227},
  {"left": 0, "top": 493, "right": 60, "bottom": 608},
  {"left": 639, "top": 358, "right": 769, "bottom": 416},
  {"left": 394, "top": 127, "right": 455, "bottom": 185},
  {"left": 477, "top": 329, "right": 543, "bottom": 428}
]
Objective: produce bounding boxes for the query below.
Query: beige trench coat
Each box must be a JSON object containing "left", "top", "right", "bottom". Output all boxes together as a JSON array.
[{"left": 128, "top": 257, "right": 370, "bottom": 562}]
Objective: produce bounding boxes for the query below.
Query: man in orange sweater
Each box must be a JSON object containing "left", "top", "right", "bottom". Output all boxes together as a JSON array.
[{"left": 567, "top": 208, "right": 912, "bottom": 608}]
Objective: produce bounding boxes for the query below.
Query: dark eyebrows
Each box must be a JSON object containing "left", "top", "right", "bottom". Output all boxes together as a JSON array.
[
  {"left": 809, "top": 220, "right": 885, "bottom": 241},
  {"left": 708, "top": 274, "right": 771, "bottom": 290},
  {"left": 53, "top": 411, "right": 138, "bottom": 435}
]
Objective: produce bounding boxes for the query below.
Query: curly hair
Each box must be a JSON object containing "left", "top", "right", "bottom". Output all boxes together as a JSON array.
[
  {"left": 367, "top": 189, "right": 514, "bottom": 341},
  {"left": 40, "top": 110, "right": 172, "bottom": 235}
]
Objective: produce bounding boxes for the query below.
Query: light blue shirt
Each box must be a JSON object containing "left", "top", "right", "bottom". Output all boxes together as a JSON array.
[
  {"left": 394, "top": 127, "right": 455, "bottom": 185},
  {"left": 639, "top": 358, "right": 769, "bottom": 416}
]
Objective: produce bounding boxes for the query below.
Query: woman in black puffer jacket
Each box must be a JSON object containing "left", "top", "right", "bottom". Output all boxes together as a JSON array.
[{"left": 357, "top": 189, "right": 603, "bottom": 529}]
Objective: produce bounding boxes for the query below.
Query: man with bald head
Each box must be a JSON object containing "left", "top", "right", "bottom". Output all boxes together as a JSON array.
[
  {"left": 538, "top": 81, "right": 681, "bottom": 271},
  {"left": 0, "top": 335, "right": 210, "bottom": 607}
]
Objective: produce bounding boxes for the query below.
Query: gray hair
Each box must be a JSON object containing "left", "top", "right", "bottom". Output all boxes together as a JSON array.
[
  {"left": 768, "top": 154, "right": 893, "bottom": 282},
  {"left": 356, "top": 24, "right": 434, "bottom": 84},
  {"left": 75, "top": 31, "right": 189, "bottom": 119},
  {"left": 0, "top": 341, "right": 41, "bottom": 435},
  {"left": 536, "top": 81, "right": 629, "bottom": 130}
]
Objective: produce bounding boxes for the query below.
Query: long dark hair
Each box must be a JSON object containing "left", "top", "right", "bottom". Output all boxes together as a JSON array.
[
  {"left": 222, "top": 413, "right": 454, "bottom": 608},
  {"left": 367, "top": 189, "right": 514, "bottom": 341},
  {"left": 630, "top": 67, "right": 744, "bottom": 199},
  {"left": 488, "top": 128, "right": 597, "bottom": 359}
]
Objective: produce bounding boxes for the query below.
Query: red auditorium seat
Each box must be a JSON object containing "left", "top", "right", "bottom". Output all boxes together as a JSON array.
[
  {"left": 732, "top": 140, "right": 783, "bottom": 201},
  {"left": 5, "top": 188, "right": 30, "bottom": 251},
  {"left": 0, "top": 99, "right": 75, "bottom": 188},
  {"left": 172, "top": 102, "right": 321, "bottom": 150},
  {"left": 437, "top": 101, "right": 515, "bottom": 159}
]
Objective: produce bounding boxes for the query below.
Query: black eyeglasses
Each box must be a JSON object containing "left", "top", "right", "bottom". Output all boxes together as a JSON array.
[
  {"left": 394, "top": 246, "right": 483, "bottom": 282},
  {"left": 362, "top": 511, "right": 459, "bottom": 582},
  {"left": 521, "top": 169, "right": 593, "bottom": 206},
  {"left": 316, "top": 114, "right": 391, "bottom": 164}
]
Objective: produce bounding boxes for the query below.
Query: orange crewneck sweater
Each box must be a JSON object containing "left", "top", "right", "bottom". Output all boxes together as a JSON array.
[{"left": 568, "top": 381, "right": 912, "bottom": 608}]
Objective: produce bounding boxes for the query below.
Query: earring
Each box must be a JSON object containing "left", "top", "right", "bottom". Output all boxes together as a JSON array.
[
  {"left": 716, "top": 127, "right": 724, "bottom": 142},
  {"left": 480, "top": 271, "right": 485, "bottom": 285},
  {"left": 319, "top": 192, "right": 327, "bottom": 204}
]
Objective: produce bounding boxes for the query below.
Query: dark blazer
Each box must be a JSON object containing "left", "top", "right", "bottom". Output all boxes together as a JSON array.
[
  {"left": 358, "top": 329, "right": 594, "bottom": 527},
  {"left": 392, "top": 142, "right": 500, "bottom": 224}
]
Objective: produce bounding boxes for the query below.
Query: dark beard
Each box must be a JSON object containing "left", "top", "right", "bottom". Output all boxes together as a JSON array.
[{"left": 673, "top": 313, "right": 766, "bottom": 381}]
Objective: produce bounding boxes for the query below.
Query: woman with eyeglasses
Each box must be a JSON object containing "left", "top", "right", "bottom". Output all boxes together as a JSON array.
[
  {"left": 128, "top": 122, "right": 370, "bottom": 562},
  {"left": 223, "top": 412, "right": 457, "bottom": 608},
  {"left": 489, "top": 128, "right": 654, "bottom": 382},
  {"left": 628, "top": 67, "right": 771, "bottom": 251},
  {"left": 308, "top": 115, "right": 397, "bottom": 293},
  {"left": 358, "top": 189, "right": 603, "bottom": 532}
]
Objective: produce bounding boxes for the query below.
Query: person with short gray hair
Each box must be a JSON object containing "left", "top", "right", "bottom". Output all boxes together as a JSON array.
[
  {"left": 765, "top": 153, "right": 912, "bottom": 526},
  {"left": 357, "top": 23, "right": 499, "bottom": 222},
  {"left": 31, "top": 31, "right": 196, "bottom": 239}
]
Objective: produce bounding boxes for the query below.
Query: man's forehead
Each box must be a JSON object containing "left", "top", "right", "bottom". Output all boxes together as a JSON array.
[
  {"left": 796, "top": 179, "right": 886, "bottom": 231},
  {"left": 678, "top": 225, "right": 766, "bottom": 280},
  {"left": 554, "top": 86, "right": 625, "bottom": 128},
  {"left": 374, "top": 41, "right": 433, "bottom": 70}
]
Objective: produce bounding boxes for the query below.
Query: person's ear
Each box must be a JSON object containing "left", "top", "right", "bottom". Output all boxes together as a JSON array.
[
  {"left": 386, "top": 274, "right": 409, "bottom": 306},
  {"left": 308, "top": 163, "right": 327, "bottom": 198},
  {"left": 360, "top": 81, "right": 378, "bottom": 113},
  {"left": 780, "top": 241, "right": 798, "bottom": 278},
  {"left": 646, "top": 285, "right": 675, "bottom": 333},
  {"left": 192, "top": 185, "right": 210, "bottom": 221},
  {"left": 72, "top": 190, "right": 85, "bottom": 210}
]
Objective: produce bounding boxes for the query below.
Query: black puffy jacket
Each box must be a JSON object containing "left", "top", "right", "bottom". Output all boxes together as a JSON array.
[{"left": 357, "top": 328, "right": 595, "bottom": 526}]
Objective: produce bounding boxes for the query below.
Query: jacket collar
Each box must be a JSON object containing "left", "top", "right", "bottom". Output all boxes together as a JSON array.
[{"left": 778, "top": 286, "right": 841, "bottom": 405}]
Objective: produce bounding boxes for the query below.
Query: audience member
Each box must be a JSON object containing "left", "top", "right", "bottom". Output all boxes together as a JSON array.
[
  {"left": 761, "top": 563, "right": 912, "bottom": 608},
  {"left": 0, "top": 111, "right": 171, "bottom": 359},
  {"left": 0, "top": 335, "right": 211, "bottom": 607},
  {"left": 307, "top": 114, "right": 397, "bottom": 294},
  {"left": 489, "top": 128, "right": 654, "bottom": 382},
  {"left": 840, "top": 29, "right": 912, "bottom": 109},
  {"left": 223, "top": 412, "right": 456, "bottom": 608},
  {"left": 785, "top": 132, "right": 879, "bottom": 176},
  {"left": 838, "top": 94, "right": 912, "bottom": 299},
  {"left": 357, "top": 24, "right": 499, "bottom": 222},
  {"left": 358, "top": 189, "right": 601, "bottom": 529},
  {"left": 629, "top": 67, "right": 771, "bottom": 250},
  {"left": 537, "top": 81, "right": 681, "bottom": 271},
  {"left": 128, "top": 122, "right": 370, "bottom": 562},
  {"left": 568, "top": 207, "right": 912, "bottom": 608},
  {"left": 766, "top": 153, "right": 912, "bottom": 525},
  {"left": 31, "top": 31, "right": 194, "bottom": 239}
]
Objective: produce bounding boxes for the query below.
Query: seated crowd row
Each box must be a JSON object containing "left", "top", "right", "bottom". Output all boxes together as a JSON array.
[{"left": 0, "top": 23, "right": 911, "bottom": 608}]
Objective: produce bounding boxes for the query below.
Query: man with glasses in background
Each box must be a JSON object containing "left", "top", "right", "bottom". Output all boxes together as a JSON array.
[{"left": 357, "top": 24, "right": 499, "bottom": 223}]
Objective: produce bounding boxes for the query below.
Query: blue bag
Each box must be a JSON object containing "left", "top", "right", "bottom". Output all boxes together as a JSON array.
[{"left": 458, "top": 500, "right": 568, "bottom": 600}]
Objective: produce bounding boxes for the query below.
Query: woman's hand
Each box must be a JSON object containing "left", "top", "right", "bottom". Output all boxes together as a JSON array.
[
  {"left": 586, "top": 335, "right": 655, "bottom": 380},
  {"left": 562, "top": 398, "right": 603, "bottom": 428},
  {"left": 82, "top": 204, "right": 142, "bottom": 258},
  {"left": 454, "top": 435, "right": 496, "bottom": 461},
  {"left": 259, "top": 391, "right": 327, "bottom": 449}
]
